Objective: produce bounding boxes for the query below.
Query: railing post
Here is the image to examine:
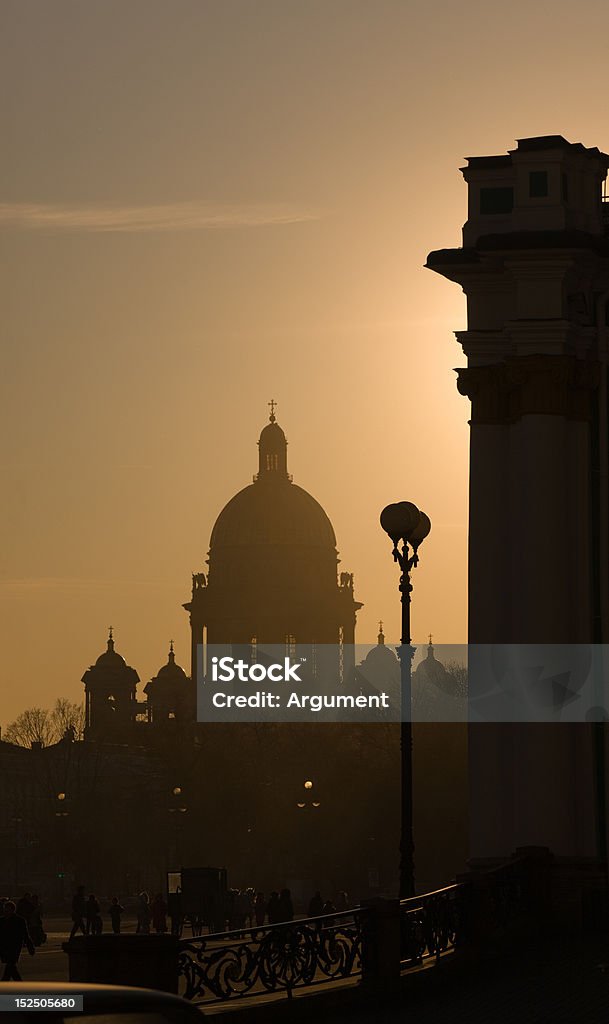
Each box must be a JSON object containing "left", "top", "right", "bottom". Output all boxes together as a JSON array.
[{"left": 360, "top": 897, "right": 400, "bottom": 993}]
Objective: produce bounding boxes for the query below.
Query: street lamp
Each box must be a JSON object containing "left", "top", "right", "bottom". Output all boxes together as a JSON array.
[
  {"left": 380, "top": 501, "right": 431, "bottom": 900},
  {"left": 169, "top": 786, "right": 187, "bottom": 867},
  {"left": 55, "top": 793, "right": 69, "bottom": 904}
]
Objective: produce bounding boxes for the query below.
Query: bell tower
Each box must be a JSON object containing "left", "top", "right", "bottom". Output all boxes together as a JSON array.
[{"left": 427, "top": 136, "right": 609, "bottom": 885}]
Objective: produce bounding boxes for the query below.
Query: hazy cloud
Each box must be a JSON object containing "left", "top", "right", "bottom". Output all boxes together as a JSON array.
[
  {"left": 0, "top": 578, "right": 182, "bottom": 591},
  {"left": 0, "top": 200, "right": 319, "bottom": 233}
]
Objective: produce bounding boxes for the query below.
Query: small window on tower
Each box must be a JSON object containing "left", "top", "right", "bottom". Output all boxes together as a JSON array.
[
  {"left": 529, "top": 171, "right": 548, "bottom": 198},
  {"left": 480, "top": 186, "right": 514, "bottom": 215}
]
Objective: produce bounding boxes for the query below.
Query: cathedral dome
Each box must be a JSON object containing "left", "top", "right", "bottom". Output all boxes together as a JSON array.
[
  {"left": 209, "top": 407, "right": 337, "bottom": 550},
  {"left": 210, "top": 481, "right": 337, "bottom": 549}
]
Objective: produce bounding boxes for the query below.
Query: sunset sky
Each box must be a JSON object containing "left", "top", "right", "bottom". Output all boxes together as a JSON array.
[{"left": 2, "top": 0, "right": 609, "bottom": 724}]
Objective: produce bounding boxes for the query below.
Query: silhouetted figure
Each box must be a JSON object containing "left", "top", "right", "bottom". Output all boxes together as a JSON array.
[
  {"left": 136, "top": 892, "right": 151, "bottom": 934},
  {"left": 244, "top": 888, "right": 256, "bottom": 928},
  {"left": 109, "top": 898, "right": 124, "bottom": 935},
  {"left": 86, "top": 894, "right": 102, "bottom": 935},
  {"left": 254, "top": 892, "right": 266, "bottom": 926},
  {"left": 267, "top": 891, "right": 280, "bottom": 925},
  {"left": 308, "top": 891, "right": 323, "bottom": 917},
  {"left": 152, "top": 894, "right": 167, "bottom": 934},
  {"left": 336, "top": 891, "right": 349, "bottom": 913},
  {"left": 0, "top": 900, "right": 34, "bottom": 980},
  {"left": 234, "top": 889, "right": 249, "bottom": 936},
  {"left": 29, "top": 895, "right": 46, "bottom": 947},
  {"left": 69, "top": 886, "right": 86, "bottom": 939},
  {"left": 322, "top": 899, "right": 336, "bottom": 926},
  {"left": 15, "top": 893, "right": 33, "bottom": 929},
  {"left": 277, "top": 889, "right": 294, "bottom": 922}
]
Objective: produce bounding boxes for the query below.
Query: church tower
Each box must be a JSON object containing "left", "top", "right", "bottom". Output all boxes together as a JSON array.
[
  {"left": 184, "top": 406, "right": 362, "bottom": 679},
  {"left": 144, "top": 641, "right": 195, "bottom": 727},
  {"left": 427, "top": 136, "right": 609, "bottom": 903},
  {"left": 82, "top": 629, "right": 140, "bottom": 741}
]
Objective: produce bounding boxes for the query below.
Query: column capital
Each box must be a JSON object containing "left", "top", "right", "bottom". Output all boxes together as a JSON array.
[{"left": 457, "top": 355, "right": 600, "bottom": 424}]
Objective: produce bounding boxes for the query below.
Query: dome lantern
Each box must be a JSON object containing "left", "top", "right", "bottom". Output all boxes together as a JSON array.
[{"left": 257, "top": 400, "right": 289, "bottom": 481}]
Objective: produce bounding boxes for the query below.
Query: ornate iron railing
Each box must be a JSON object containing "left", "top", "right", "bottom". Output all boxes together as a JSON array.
[
  {"left": 400, "top": 883, "right": 465, "bottom": 966},
  {"left": 178, "top": 909, "right": 365, "bottom": 1003}
]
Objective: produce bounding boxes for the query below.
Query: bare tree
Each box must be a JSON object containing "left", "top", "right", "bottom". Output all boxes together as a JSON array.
[
  {"left": 4, "top": 707, "right": 54, "bottom": 747},
  {"left": 50, "top": 698, "right": 86, "bottom": 741},
  {"left": 444, "top": 660, "right": 468, "bottom": 698},
  {"left": 4, "top": 698, "right": 86, "bottom": 747}
]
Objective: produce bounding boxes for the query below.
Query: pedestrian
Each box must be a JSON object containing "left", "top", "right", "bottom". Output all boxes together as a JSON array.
[
  {"left": 336, "top": 891, "right": 349, "bottom": 913},
  {"left": 254, "top": 892, "right": 266, "bottom": 927},
  {"left": 15, "top": 893, "right": 33, "bottom": 929},
  {"left": 0, "top": 900, "right": 35, "bottom": 981},
  {"left": 322, "top": 899, "right": 336, "bottom": 926},
  {"left": 308, "top": 891, "right": 323, "bottom": 917},
  {"left": 152, "top": 894, "right": 167, "bottom": 934},
  {"left": 85, "top": 894, "right": 102, "bottom": 936},
  {"left": 244, "top": 888, "right": 256, "bottom": 928},
  {"left": 136, "top": 892, "right": 151, "bottom": 934},
  {"left": 277, "top": 888, "right": 294, "bottom": 922},
  {"left": 69, "top": 886, "right": 86, "bottom": 939},
  {"left": 109, "top": 897, "right": 124, "bottom": 935},
  {"left": 267, "top": 891, "right": 280, "bottom": 925},
  {"left": 29, "top": 895, "right": 46, "bottom": 947}
]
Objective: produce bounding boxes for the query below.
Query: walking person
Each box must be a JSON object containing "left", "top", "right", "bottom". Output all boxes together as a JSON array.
[
  {"left": 254, "top": 892, "right": 267, "bottom": 927},
  {"left": 267, "top": 891, "right": 280, "bottom": 925},
  {"left": 308, "top": 891, "right": 323, "bottom": 918},
  {"left": 29, "top": 895, "right": 46, "bottom": 947},
  {"left": 15, "top": 893, "right": 33, "bottom": 929},
  {"left": 136, "top": 892, "right": 151, "bottom": 934},
  {"left": 85, "top": 894, "right": 102, "bottom": 936},
  {"left": 277, "top": 888, "right": 294, "bottom": 922},
  {"left": 152, "top": 894, "right": 168, "bottom": 934},
  {"left": 109, "top": 898, "right": 124, "bottom": 935},
  {"left": 69, "top": 886, "right": 86, "bottom": 939},
  {"left": 0, "top": 900, "right": 35, "bottom": 981}
]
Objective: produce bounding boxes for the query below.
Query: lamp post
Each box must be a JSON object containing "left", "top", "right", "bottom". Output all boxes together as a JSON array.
[
  {"left": 380, "top": 501, "right": 431, "bottom": 900},
  {"left": 169, "top": 786, "right": 187, "bottom": 867},
  {"left": 55, "top": 792, "right": 69, "bottom": 905}
]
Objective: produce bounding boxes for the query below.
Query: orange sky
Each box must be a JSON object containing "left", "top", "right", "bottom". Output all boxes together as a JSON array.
[{"left": 2, "top": 0, "right": 609, "bottom": 725}]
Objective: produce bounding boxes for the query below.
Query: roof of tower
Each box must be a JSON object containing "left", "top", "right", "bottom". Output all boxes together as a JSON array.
[
  {"left": 144, "top": 642, "right": 189, "bottom": 695},
  {"left": 82, "top": 629, "right": 140, "bottom": 686}
]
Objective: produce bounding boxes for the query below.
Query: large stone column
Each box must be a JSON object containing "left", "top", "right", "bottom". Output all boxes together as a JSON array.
[{"left": 426, "top": 135, "right": 609, "bottom": 895}]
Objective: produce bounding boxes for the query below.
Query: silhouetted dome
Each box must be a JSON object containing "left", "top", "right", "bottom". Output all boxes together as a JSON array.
[
  {"left": 144, "top": 643, "right": 189, "bottom": 695},
  {"left": 413, "top": 642, "right": 454, "bottom": 696},
  {"left": 210, "top": 409, "right": 337, "bottom": 550},
  {"left": 95, "top": 645, "right": 126, "bottom": 670},
  {"left": 82, "top": 630, "right": 140, "bottom": 689},
  {"left": 210, "top": 482, "right": 337, "bottom": 549},
  {"left": 355, "top": 624, "right": 401, "bottom": 703},
  {"left": 412, "top": 639, "right": 465, "bottom": 722}
]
